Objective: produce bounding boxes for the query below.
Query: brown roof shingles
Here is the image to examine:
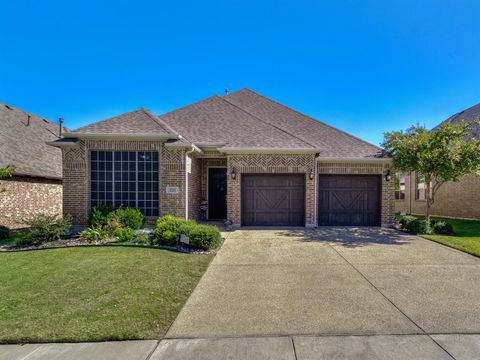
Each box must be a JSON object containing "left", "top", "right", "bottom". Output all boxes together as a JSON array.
[
  {"left": 158, "top": 95, "right": 315, "bottom": 149},
  {"left": 72, "top": 108, "right": 176, "bottom": 136},
  {"left": 64, "top": 89, "right": 385, "bottom": 159},
  {"left": 223, "top": 89, "right": 382, "bottom": 158},
  {"left": 0, "top": 102, "right": 63, "bottom": 179},
  {"left": 433, "top": 102, "right": 480, "bottom": 139}
]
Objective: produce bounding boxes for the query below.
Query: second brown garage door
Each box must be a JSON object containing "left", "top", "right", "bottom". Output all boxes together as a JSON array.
[
  {"left": 318, "top": 175, "right": 380, "bottom": 226},
  {"left": 242, "top": 174, "right": 305, "bottom": 226}
]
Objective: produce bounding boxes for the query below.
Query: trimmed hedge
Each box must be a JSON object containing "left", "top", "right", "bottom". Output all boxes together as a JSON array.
[
  {"left": 188, "top": 224, "right": 221, "bottom": 250},
  {"left": 432, "top": 221, "right": 454, "bottom": 235},
  {"left": 398, "top": 215, "right": 454, "bottom": 235},
  {"left": 153, "top": 216, "right": 221, "bottom": 249},
  {"left": 153, "top": 216, "right": 196, "bottom": 246}
]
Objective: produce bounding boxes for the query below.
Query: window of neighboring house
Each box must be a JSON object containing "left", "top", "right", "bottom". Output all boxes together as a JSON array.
[
  {"left": 395, "top": 172, "right": 406, "bottom": 200},
  {"left": 415, "top": 173, "right": 431, "bottom": 201},
  {"left": 90, "top": 151, "right": 159, "bottom": 216}
]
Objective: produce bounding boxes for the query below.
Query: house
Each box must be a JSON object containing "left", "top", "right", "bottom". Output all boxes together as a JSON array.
[
  {"left": 50, "top": 89, "right": 394, "bottom": 227},
  {"left": 395, "top": 102, "right": 480, "bottom": 220},
  {"left": 0, "top": 102, "right": 64, "bottom": 228}
]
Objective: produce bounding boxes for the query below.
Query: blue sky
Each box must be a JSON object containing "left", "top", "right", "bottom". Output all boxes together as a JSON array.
[{"left": 1, "top": 0, "right": 479, "bottom": 146}]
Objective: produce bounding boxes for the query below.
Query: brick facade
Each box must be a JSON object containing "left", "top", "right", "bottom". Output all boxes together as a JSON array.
[
  {"left": 0, "top": 176, "right": 62, "bottom": 229},
  {"left": 395, "top": 172, "right": 480, "bottom": 220},
  {"left": 227, "top": 154, "right": 317, "bottom": 226},
  {"left": 62, "top": 139, "right": 186, "bottom": 225},
  {"left": 62, "top": 143, "right": 396, "bottom": 227},
  {"left": 317, "top": 161, "right": 395, "bottom": 226}
]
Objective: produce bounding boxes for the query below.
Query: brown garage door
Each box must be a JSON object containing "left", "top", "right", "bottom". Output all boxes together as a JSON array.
[
  {"left": 318, "top": 175, "right": 380, "bottom": 226},
  {"left": 242, "top": 174, "right": 305, "bottom": 226}
]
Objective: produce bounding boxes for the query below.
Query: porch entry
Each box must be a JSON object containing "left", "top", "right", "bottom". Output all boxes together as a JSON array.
[{"left": 208, "top": 167, "right": 227, "bottom": 220}]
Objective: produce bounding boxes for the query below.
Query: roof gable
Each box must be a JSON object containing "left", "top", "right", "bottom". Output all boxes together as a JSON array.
[
  {"left": 71, "top": 108, "right": 177, "bottom": 137},
  {"left": 0, "top": 102, "right": 63, "bottom": 179}
]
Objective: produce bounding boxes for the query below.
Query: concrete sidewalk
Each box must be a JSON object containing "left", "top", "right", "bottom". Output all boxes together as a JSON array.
[{"left": 2, "top": 334, "right": 480, "bottom": 359}]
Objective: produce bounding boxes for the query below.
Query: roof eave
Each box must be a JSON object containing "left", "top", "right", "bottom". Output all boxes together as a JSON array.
[
  {"left": 164, "top": 142, "right": 203, "bottom": 153},
  {"left": 12, "top": 172, "right": 63, "bottom": 181},
  {"left": 317, "top": 157, "right": 392, "bottom": 163},
  {"left": 46, "top": 140, "right": 79, "bottom": 148},
  {"left": 62, "top": 132, "right": 179, "bottom": 140},
  {"left": 219, "top": 147, "right": 322, "bottom": 154}
]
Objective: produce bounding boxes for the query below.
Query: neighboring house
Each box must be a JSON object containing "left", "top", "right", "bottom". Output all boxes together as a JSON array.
[
  {"left": 395, "top": 102, "right": 480, "bottom": 220},
  {"left": 0, "top": 102, "right": 64, "bottom": 228},
  {"left": 50, "top": 89, "right": 394, "bottom": 227}
]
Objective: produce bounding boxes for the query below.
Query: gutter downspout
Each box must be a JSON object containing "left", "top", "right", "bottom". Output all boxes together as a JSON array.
[
  {"left": 184, "top": 146, "right": 195, "bottom": 219},
  {"left": 313, "top": 153, "right": 321, "bottom": 227}
]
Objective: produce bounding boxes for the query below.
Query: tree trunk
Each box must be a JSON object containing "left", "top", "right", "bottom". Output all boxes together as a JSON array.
[{"left": 425, "top": 179, "right": 431, "bottom": 228}]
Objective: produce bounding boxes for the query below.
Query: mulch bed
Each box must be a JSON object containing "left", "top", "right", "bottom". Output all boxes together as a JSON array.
[{"left": 0, "top": 237, "right": 223, "bottom": 254}]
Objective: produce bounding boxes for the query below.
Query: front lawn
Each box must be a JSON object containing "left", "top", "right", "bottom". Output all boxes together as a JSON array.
[
  {"left": 0, "top": 246, "right": 213, "bottom": 343},
  {"left": 405, "top": 216, "right": 480, "bottom": 257}
]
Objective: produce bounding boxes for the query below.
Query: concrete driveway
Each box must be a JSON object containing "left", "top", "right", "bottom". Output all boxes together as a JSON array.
[
  {"left": 167, "top": 227, "right": 480, "bottom": 338},
  {"left": 4, "top": 228, "right": 480, "bottom": 360}
]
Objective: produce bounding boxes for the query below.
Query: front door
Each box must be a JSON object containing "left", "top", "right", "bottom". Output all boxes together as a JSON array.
[{"left": 208, "top": 168, "right": 227, "bottom": 220}]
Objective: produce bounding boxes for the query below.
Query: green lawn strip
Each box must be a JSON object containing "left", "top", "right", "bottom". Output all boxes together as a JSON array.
[
  {"left": 0, "top": 246, "right": 213, "bottom": 343},
  {"left": 419, "top": 234, "right": 480, "bottom": 258},
  {"left": 401, "top": 215, "right": 480, "bottom": 257}
]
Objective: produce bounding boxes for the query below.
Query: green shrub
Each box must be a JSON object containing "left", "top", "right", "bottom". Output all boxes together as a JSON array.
[
  {"left": 157, "top": 215, "right": 177, "bottom": 224},
  {"left": 117, "top": 208, "right": 144, "bottom": 230},
  {"left": 404, "top": 218, "right": 428, "bottom": 234},
  {"left": 432, "top": 221, "right": 454, "bottom": 235},
  {"left": 24, "top": 214, "right": 71, "bottom": 244},
  {"left": 0, "top": 225, "right": 9, "bottom": 240},
  {"left": 399, "top": 215, "right": 417, "bottom": 229},
  {"left": 134, "top": 232, "right": 151, "bottom": 244},
  {"left": 154, "top": 216, "right": 196, "bottom": 245},
  {"left": 80, "top": 227, "right": 109, "bottom": 242},
  {"left": 88, "top": 204, "right": 115, "bottom": 228},
  {"left": 13, "top": 237, "right": 34, "bottom": 246},
  {"left": 161, "top": 230, "right": 178, "bottom": 245},
  {"left": 104, "top": 213, "right": 122, "bottom": 236},
  {"left": 188, "top": 224, "right": 221, "bottom": 250},
  {"left": 115, "top": 227, "right": 136, "bottom": 242}
]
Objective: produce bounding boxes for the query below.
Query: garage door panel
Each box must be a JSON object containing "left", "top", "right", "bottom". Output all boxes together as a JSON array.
[
  {"left": 318, "top": 175, "right": 380, "bottom": 226},
  {"left": 242, "top": 174, "right": 305, "bottom": 226}
]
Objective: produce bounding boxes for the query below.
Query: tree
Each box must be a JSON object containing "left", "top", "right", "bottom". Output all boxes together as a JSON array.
[
  {"left": 382, "top": 119, "right": 480, "bottom": 225},
  {"left": 0, "top": 165, "right": 15, "bottom": 193}
]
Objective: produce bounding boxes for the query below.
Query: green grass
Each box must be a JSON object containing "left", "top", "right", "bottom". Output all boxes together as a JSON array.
[
  {"left": 401, "top": 215, "right": 480, "bottom": 257},
  {"left": 0, "top": 246, "right": 213, "bottom": 343}
]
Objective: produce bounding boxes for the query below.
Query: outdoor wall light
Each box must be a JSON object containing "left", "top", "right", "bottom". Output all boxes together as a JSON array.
[
  {"left": 231, "top": 167, "right": 237, "bottom": 180},
  {"left": 309, "top": 169, "right": 315, "bottom": 180},
  {"left": 385, "top": 169, "right": 391, "bottom": 182}
]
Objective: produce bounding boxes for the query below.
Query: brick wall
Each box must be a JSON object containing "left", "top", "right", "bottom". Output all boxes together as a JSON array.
[
  {"left": 0, "top": 176, "right": 62, "bottom": 229},
  {"left": 227, "top": 154, "right": 317, "bottom": 226},
  {"left": 62, "top": 139, "right": 186, "bottom": 225},
  {"left": 395, "top": 172, "right": 480, "bottom": 220},
  {"left": 317, "top": 161, "right": 395, "bottom": 226}
]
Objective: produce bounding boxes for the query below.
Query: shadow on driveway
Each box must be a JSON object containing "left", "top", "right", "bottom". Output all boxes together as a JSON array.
[{"left": 238, "top": 227, "right": 412, "bottom": 248}]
